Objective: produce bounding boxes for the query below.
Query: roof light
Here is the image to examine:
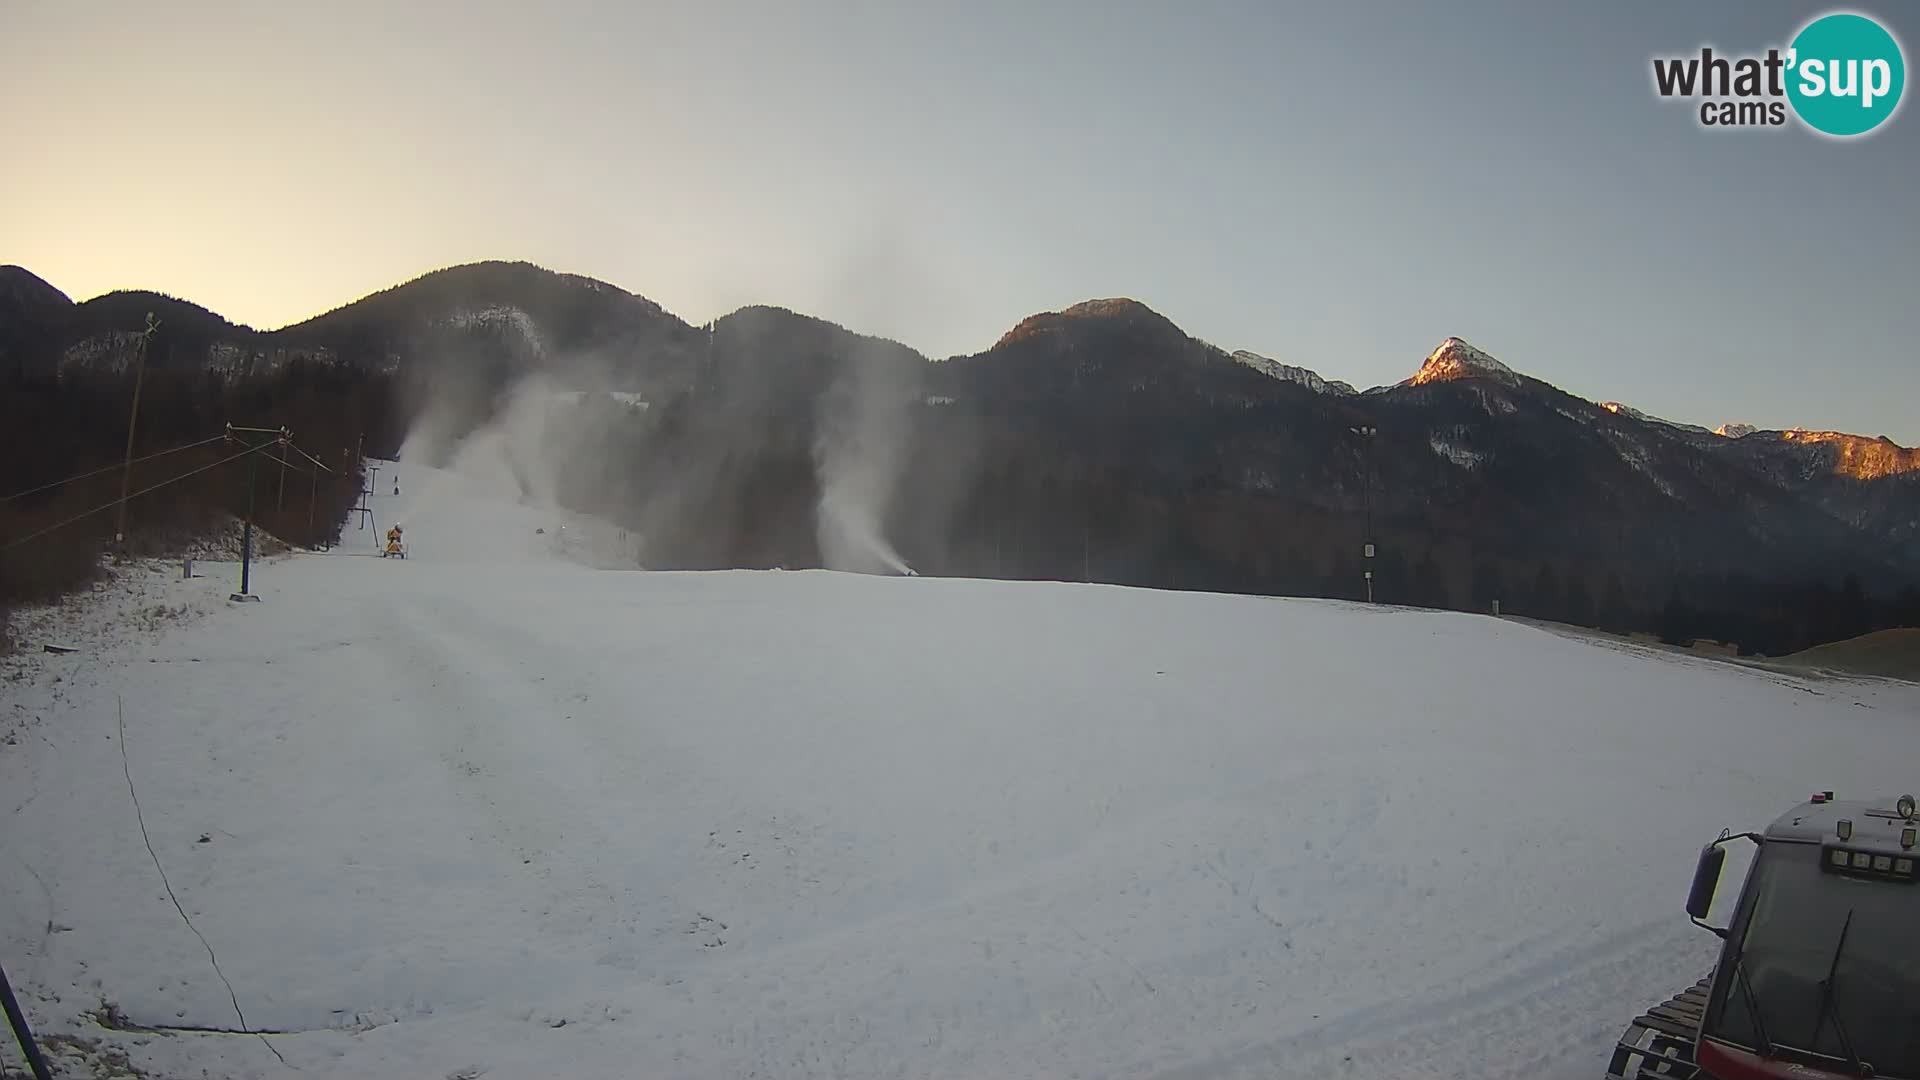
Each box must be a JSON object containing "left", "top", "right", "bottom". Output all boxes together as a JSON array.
[
  {"left": 1828, "top": 845, "right": 1920, "bottom": 880},
  {"left": 1837, "top": 819, "right": 1853, "bottom": 841},
  {"left": 1812, "top": 792, "right": 1831, "bottom": 804},
  {"left": 1899, "top": 794, "right": 1917, "bottom": 821}
]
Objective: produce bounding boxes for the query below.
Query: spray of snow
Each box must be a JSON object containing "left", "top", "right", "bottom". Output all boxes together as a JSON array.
[
  {"left": 395, "top": 373, "right": 647, "bottom": 566},
  {"left": 809, "top": 223, "right": 929, "bottom": 576},
  {"left": 400, "top": 374, "right": 565, "bottom": 505},
  {"left": 813, "top": 352, "right": 913, "bottom": 575}
]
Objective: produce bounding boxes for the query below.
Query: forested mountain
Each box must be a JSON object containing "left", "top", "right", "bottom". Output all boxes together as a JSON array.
[{"left": 4, "top": 261, "right": 1915, "bottom": 653}]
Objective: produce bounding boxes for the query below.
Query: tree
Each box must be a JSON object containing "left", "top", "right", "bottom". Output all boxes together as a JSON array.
[
  {"left": 1836, "top": 574, "right": 1869, "bottom": 642},
  {"left": 1471, "top": 562, "right": 1506, "bottom": 614},
  {"left": 1658, "top": 584, "right": 1694, "bottom": 645},
  {"left": 1563, "top": 574, "right": 1596, "bottom": 627},
  {"left": 1530, "top": 563, "right": 1563, "bottom": 621},
  {"left": 1411, "top": 550, "right": 1452, "bottom": 610},
  {"left": 1600, "top": 572, "right": 1633, "bottom": 633},
  {"left": 1891, "top": 585, "right": 1920, "bottom": 628}
]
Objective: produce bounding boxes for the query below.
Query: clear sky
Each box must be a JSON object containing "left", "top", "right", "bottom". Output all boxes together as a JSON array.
[{"left": 3, "top": 1, "right": 1915, "bottom": 442}]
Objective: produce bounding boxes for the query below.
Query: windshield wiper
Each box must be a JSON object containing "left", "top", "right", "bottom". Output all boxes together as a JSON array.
[
  {"left": 1729, "top": 954, "right": 1775, "bottom": 1057},
  {"left": 1718, "top": 895, "right": 1776, "bottom": 1057},
  {"left": 1810, "top": 908, "right": 1868, "bottom": 1076}
]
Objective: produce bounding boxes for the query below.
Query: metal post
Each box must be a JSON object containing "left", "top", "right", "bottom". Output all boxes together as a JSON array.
[
  {"left": 113, "top": 314, "right": 159, "bottom": 549},
  {"left": 1, "top": 961, "right": 54, "bottom": 1080},
  {"left": 1363, "top": 437, "right": 1372, "bottom": 553},
  {"left": 239, "top": 447, "right": 257, "bottom": 597},
  {"left": 1351, "top": 425, "right": 1377, "bottom": 602}
]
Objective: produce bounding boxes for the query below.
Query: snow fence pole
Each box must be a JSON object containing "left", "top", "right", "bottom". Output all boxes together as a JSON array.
[{"left": 0, "top": 961, "right": 54, "bottom": 1080}]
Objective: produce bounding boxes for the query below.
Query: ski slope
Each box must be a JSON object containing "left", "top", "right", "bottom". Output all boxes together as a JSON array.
[{"left": 3, "top": 455, "right": 1917, "bottom": 1080}]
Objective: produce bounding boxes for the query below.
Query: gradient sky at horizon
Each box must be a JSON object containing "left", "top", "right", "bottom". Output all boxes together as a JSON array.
[{"left": 3, "top": 1, "right": 1916, "bottom": 441}]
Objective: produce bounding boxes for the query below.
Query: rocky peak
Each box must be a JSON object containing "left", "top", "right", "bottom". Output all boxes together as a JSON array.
[{"left": 1407, "top": 337, "right": 1519, "bottom": 387}]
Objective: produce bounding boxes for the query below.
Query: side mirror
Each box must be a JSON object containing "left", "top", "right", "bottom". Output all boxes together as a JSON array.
[{"left": 1686, "top": 843, "right": 1726, "bottom": 922}]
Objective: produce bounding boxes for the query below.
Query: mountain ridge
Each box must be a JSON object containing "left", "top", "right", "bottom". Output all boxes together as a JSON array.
[
  {"left": 8, "top": 261, "right": 1910, "bottom": 451},
  {"left": 5, "top": 258, "right": 1918, "bottom": 655}
]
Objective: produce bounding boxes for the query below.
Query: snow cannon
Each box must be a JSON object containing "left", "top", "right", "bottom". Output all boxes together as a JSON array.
[{"left": 1607, "top": 791, "right": 1920, "bottom": 1080}]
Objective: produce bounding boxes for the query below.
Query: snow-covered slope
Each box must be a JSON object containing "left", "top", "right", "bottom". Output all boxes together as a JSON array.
[
  {"left": 1230, "top": 350, "right": 1357, "bottom": 395},
  {"left": 3, "top": 452, "right": 1916, "bottom": 1080},
  {"left": 1600, "top": 401, "right": 1711, "bottom": 435}
]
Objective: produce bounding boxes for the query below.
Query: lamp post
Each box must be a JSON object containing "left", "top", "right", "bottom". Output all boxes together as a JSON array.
[{"left": 1350, "top": 425, "right": 1377, "bottom": 603}]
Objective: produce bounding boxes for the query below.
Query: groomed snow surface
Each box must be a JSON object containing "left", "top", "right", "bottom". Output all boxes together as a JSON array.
[{"left": 4, "top": 455, "right": 1917, "bottom": 1080}]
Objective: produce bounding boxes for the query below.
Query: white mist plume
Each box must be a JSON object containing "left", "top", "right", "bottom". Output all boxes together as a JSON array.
[
  {"left": 814, "top": 360, "right": 912, "bottom": 575},
  {"left": 397, "top": 371, "right": 646, "bottom": 568},
  {"left": 400, "top": 373, "right": 566, "bottom": 504},
  {"left": 810, "top": 220, "right": 928, "bottom": 576}
]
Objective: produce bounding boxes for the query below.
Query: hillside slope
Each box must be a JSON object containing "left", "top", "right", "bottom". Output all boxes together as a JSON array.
[
  {"left": 2, "top": 448, "right": 1916, "bottom": 1079},
  {"left": 1778, "top": 627, "right": 1920, "bottom": 681}
]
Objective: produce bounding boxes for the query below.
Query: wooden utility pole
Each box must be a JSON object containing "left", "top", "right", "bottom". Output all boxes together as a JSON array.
[
  {"left": 113, "top": 314, "right": 160, "bottom": 549},
  {"left": 226, "top": 424, "right": 288, "bottom": 602},
  {"left": 281, "top": 439, "right": 333, "bottom": 549}
]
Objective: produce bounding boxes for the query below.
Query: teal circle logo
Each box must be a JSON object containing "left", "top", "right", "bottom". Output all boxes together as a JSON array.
[{"left": 1787, "top": 12, "right": 1906, "bottom": 136}]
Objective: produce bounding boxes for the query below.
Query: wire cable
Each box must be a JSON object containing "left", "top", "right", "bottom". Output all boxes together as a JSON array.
[
  {"left": 2, "top": 434, "right": 229, "bottom": 504},
  {"left": 1, "top": 442, "right": 269, "bottom": 553},
  {"left": 280, "top": 441, "right": 334, "bottom": 474},
  {"left": 117, "top": 696, "right": 289, "bottom": 1068},
  {"left": 260, "top": 452, "right": 310, "bottom": 476}
]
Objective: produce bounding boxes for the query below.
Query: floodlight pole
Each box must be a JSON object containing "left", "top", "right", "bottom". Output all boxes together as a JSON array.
[{"left": 1351, "top": 425, "right": 1377, "bottom": 603}]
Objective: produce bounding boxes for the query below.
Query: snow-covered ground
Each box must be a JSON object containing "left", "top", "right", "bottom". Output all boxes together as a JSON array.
[{"left": 3, "top": 455, "right": 1916, "bottom": 1080}]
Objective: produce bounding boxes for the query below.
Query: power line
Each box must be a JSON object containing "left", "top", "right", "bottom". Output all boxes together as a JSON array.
[
  {"left": 281, "top": 439, "right": 333, "bottom": 474},
  {"left": 1, "top": 442, "right": 270, "bottom": 553},
  {"left": 117, "top": 697, "right": 288, "bottom": 1068},
  {"left": 2, "top": 434, "right": 229, "bottom": 504}
]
